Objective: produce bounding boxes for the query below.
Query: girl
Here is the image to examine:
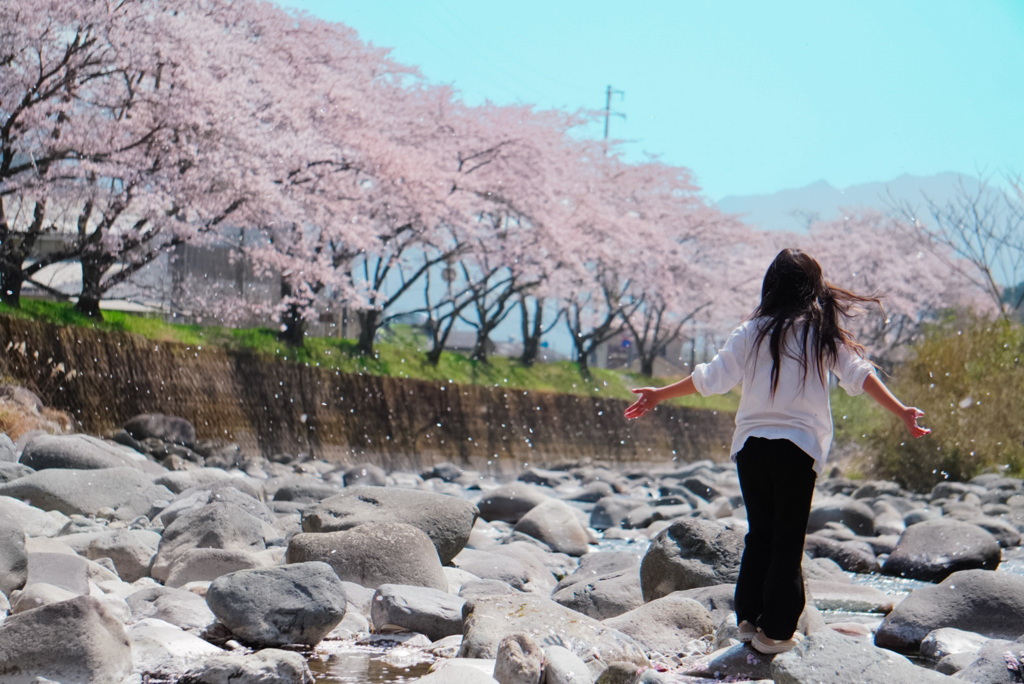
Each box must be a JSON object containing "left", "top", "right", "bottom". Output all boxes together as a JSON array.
[{"left": 624, "top": 248, "right": 930, "bottom": 655}]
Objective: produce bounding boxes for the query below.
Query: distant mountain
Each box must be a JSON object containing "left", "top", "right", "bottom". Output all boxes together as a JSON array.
[{"left": 716, "top": 172, "right": 981, "bottom": 232}]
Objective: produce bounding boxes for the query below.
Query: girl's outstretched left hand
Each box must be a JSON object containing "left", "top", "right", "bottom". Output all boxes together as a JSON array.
[
  {"left": 625, "top": 387, "right": 660, "bottom": 419},
  {"left": 903, "top": 407, "right": 931, "bottom": 438}
]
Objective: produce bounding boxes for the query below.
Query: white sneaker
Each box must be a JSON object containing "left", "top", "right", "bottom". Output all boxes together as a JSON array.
[
  {"left": 751, "top": 631, "right": 802, "bottom": 654},
  {"left": 737, "top": 620, "right": 757, "bottom": 643}
]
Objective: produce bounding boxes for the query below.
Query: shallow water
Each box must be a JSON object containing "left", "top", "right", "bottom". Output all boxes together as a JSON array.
[{"left": 307, "top": 543, "right": 1024, "bottom": 682}]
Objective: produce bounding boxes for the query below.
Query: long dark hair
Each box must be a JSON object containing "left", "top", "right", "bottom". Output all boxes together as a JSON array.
[{"left": 752, "top": 248, "right": 881, "bottom": 396}]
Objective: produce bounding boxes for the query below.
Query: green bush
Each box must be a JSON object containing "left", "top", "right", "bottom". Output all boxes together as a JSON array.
[{"left": 870, "top": 315, "right": 1024, "bottom": 491}]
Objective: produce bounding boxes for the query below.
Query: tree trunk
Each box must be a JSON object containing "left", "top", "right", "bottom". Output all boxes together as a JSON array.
[
  {"left": 277, "top": 301, "right": 306, "bottom": 346},
  {"left": 75, "top": 252, "right": 108, "bottom": 319},
  {"left": 640, "top": 355, "right": 655, "bottom": 377},
  {"left": 356, "top": 310, "right": 380, "bottom": 356},
  {"left": 0, "top": 263, "right": 24, "bottom": 307}
]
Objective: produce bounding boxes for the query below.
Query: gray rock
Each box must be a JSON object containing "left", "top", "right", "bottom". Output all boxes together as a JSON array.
[
  {"left": 58, "top": 528, "right": 159, "bottom": 583},
  {"left": 803, "top": 533, "right": 880, "bottom": 574},
  {"left": 126, "top": 585, "right": 217, "bottom": 632},
  {"left": 639, "top": 518, "right": 744, "bottom": 601},
  {"left": 151, "top": 502, "right": 277, "bottom": 582},
  {"left": 552, "top": 552, "right": 643, "bottom": 620},
  {"left": 165, "top": 547, "right": 269, "bottom": 588},
  {"left": 0, "top": 595, "right": 133, "bottom": 684},
  {"left": 0, "top": 467, "right": 173, "bottom": 520},
  {"left": 0, "top": 497, "right": 63, "bottom": 538},
  {"left": 513, "top": 499, "right": 590, "bottom": 556},
  {"left": 875, "top": 569, "right": 1024, "bottom": 652},
  {"left": 771, "top": 629, "right": 949, "bottom": 683},
  {"left": 129, "top": 618, "right": 225, "bottom": 680},
  {"left": 477, "top": 482, "right": 552, "bottom": 523},
  {"left": 287, "top": 522, "right": 448, "bottom": 591},
  {"left": 9, "top": 582, "right": 79, "bottom": 613},
  {"left": 302, "top": 486, "right": 478, "bottom": 565},
  {"left": 494, "top": 632, "right": 545, "bottom": 684},
  {"left": 412, "top": 661, "right": 500, "bottom": 683},
  {"left": 178, "top": 648, "right": 314, "bottom": 684},
  {"left": 26, "top": 551, "right": 119, "bottom": 595},
  {"left": 672, "top": 584, "right": 736, "bottom": 625},
  {"left": 153, "top": 468, "right": 233, "bottom": 494},
  {"left": 124, "top": 412, "right": 197, "bottom": 446},
  {"left": 918, "top": 627, "right": 990, "bottom": 662},
  {"left": 0, "top": 432, "right": 17, "bottom": 462},
  {"left": 341, "top": 462, "right": 388, "bottom": 487},
  {"left": 206, "top": 562, "right": 347, "bottom": 647},
  {"left": 370, "top": 583, "right": 466, "bottom": 640},
  {"left": 589, "top": 496, "right": 646, "bottom": 531},
  {"left": 543, "top": 644, "right": 596, "bottom": 684},
  {"left": 806, "top": 496, "right": 876, "bottom": 536},
  {"left": 452, "top": 547, "right": 555, "bottom": 594},
  {"left": 459, "top": 579, "right": 519, "bottom": 601},
  {"left": 0, "top": 511, "right": 27, "bottom": 598},
  {"left": 18, "top": 433, "right": 143, "bottom": 471},
  {"left": 881, "top": 519, "right": 1001, "bottom": 582},
  {"left": 0, "top": 461, "right": 33, "bottom": 483},
  {"left": 272, "top": 481, "right": 342, "bottom": 503},
  {"left": 951, "top": 635, "right": 1024, "bottom": 683},
  {"left": 459, "top": 593, "right": 649, "bottom": 672},
  {"left": 594, "top": 662, "right": 644, "bottom": 684},
  {"left": 602, "top": 592, "right": 715, "bottom": 653}
]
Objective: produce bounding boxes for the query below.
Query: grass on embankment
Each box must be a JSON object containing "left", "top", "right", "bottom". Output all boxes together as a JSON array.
[{"left": 0, "top": 299, "right": 738, "bottom": 412}]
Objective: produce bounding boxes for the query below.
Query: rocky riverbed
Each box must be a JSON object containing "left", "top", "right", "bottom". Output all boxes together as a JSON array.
[{"left": 0, "top": 401, "right": 1023, "bottom": 683}]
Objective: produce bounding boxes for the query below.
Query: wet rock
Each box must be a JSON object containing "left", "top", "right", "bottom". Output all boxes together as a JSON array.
[
  {"left": 125, "top": 412, "right": 198, "bottom": 446},
  {"left": 806, "top": 579, "right": 896, "bottom": 614},
  {"left": 178, "top": 648, "right": 314, "bottom": 684},
  {"left": 370, "top": 583, "right": 466, "bottom": 640},
  {"left": 0, "top": 595, "right": 133, "bottom": 684},
  {"left": 512, "top": 498, "right": 590, "bottom": 556},
  {"left": 206, "top": 562, "right": 347, "bottom": 647},
  {"left": 288, "top": 522, "right": 448, "bottom": 591},
  {"left": 803, "top": 533, "right": 880, "bottom": 574},
  {"left": 302, "top": 486, "right": 478, "bottom": 565},
  {"left": 602, "top": 592, "right": 715, "bottom": 653},
  {"left": 0, "top": 466, "right": 173, "bottom": 520},
  {"left": 19, "top": 433, "right": 144, "bottom": 471},
  {"left": 150, "top": 502, "right": 277, "bottom": 582},
  {"left": 875, "top": 568, "right": 1024, "bottom": 652},
  {"left": 494, "top": 632, "right": 544, "bottom": 684},
  {"left": 881, "top": 519, "right": 1001, "bottom": 582},
  {"left": 771, "top": 629, "right": 949, "bottom": 683},
  {"left": 639, "top": 518, "right": 743, "bottom": 601}
]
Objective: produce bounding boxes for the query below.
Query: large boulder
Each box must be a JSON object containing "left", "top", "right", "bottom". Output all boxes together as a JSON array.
[
  {"left": 0, "top": 510, "right": 27, "bottom": 597},
  {"left": 0, "top": 595, "right": 133, "bottom": 684},
  {"left": 512, "top": 498, "right": 590, "bottom": 556},
  {"left": 164, "top": 547, "right": 270, "bottom": 588},
  {"left": 0, "top": 466, "right": 173, "bottom": 520},
  {"left": 370, "top": 583, "right": 466, "bottom": 640},
  {"left": 18, "top": 434, "right": 143, "bottom": 471},
  {"left": 301, "top": 486, "right": 478, "bottom": 564},
  {"left": 639, "top": 518, "right": 743, "bottom": 601},
  {"left": 0, "top": 496, "right": 64, "bottom": 537},
  {"left": 150, "top": 502, "right": 278, "bottom": 582},
  {"left": 287, "top": 522, "right": 448, "bottom": 591},
  {"left": 881, "top": 519, "right": 1001, "bottom": 582},
  {"left": 875, "top": 569, "right": 1024, "bottom": 653},
  {"left": 771, "top": 629, "right": 950, "bottom": 684},
  {"left": 459, "top": 592, "right": 648, "bottom": 672},
  {"left": 551, "top": 551, "right": 643, "bottom": 620},
  {"left": 806, "top": 496, "right": 876, "bottom": 535},
  {"left": 206, "top": 562, "right": 347, "bottom": 647}
]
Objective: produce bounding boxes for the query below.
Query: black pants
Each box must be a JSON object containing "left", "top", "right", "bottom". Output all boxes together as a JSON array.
[{"left": 734, "top": 437, "right": 817, "bottom": 640}]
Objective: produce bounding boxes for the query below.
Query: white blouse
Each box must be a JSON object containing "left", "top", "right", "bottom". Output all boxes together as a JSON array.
[{"left": 691, "top": 317, "right": 875, "bottom": 474}]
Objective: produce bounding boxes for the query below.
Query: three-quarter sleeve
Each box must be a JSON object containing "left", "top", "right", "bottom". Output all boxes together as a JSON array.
[
  {"left": 691, "top": 323, "right": 750, "bottom": 396},
  {"left": 834, "top": 343, "right": 875, "bottom": 396}
]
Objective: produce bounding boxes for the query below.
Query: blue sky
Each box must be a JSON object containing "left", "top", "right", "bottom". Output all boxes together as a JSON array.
[{"left": 275, "top": 0, "right": 1024, "bottom": 201}]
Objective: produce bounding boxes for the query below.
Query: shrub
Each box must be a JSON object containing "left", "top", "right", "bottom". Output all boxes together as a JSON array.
[{"left": 870, "top": 315, "right": 1024, "bottom": 491}]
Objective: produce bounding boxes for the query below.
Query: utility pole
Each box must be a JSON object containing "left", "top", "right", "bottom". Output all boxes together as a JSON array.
[{"left": 603, "top": 85, "right": 625, "bottom": 140}]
